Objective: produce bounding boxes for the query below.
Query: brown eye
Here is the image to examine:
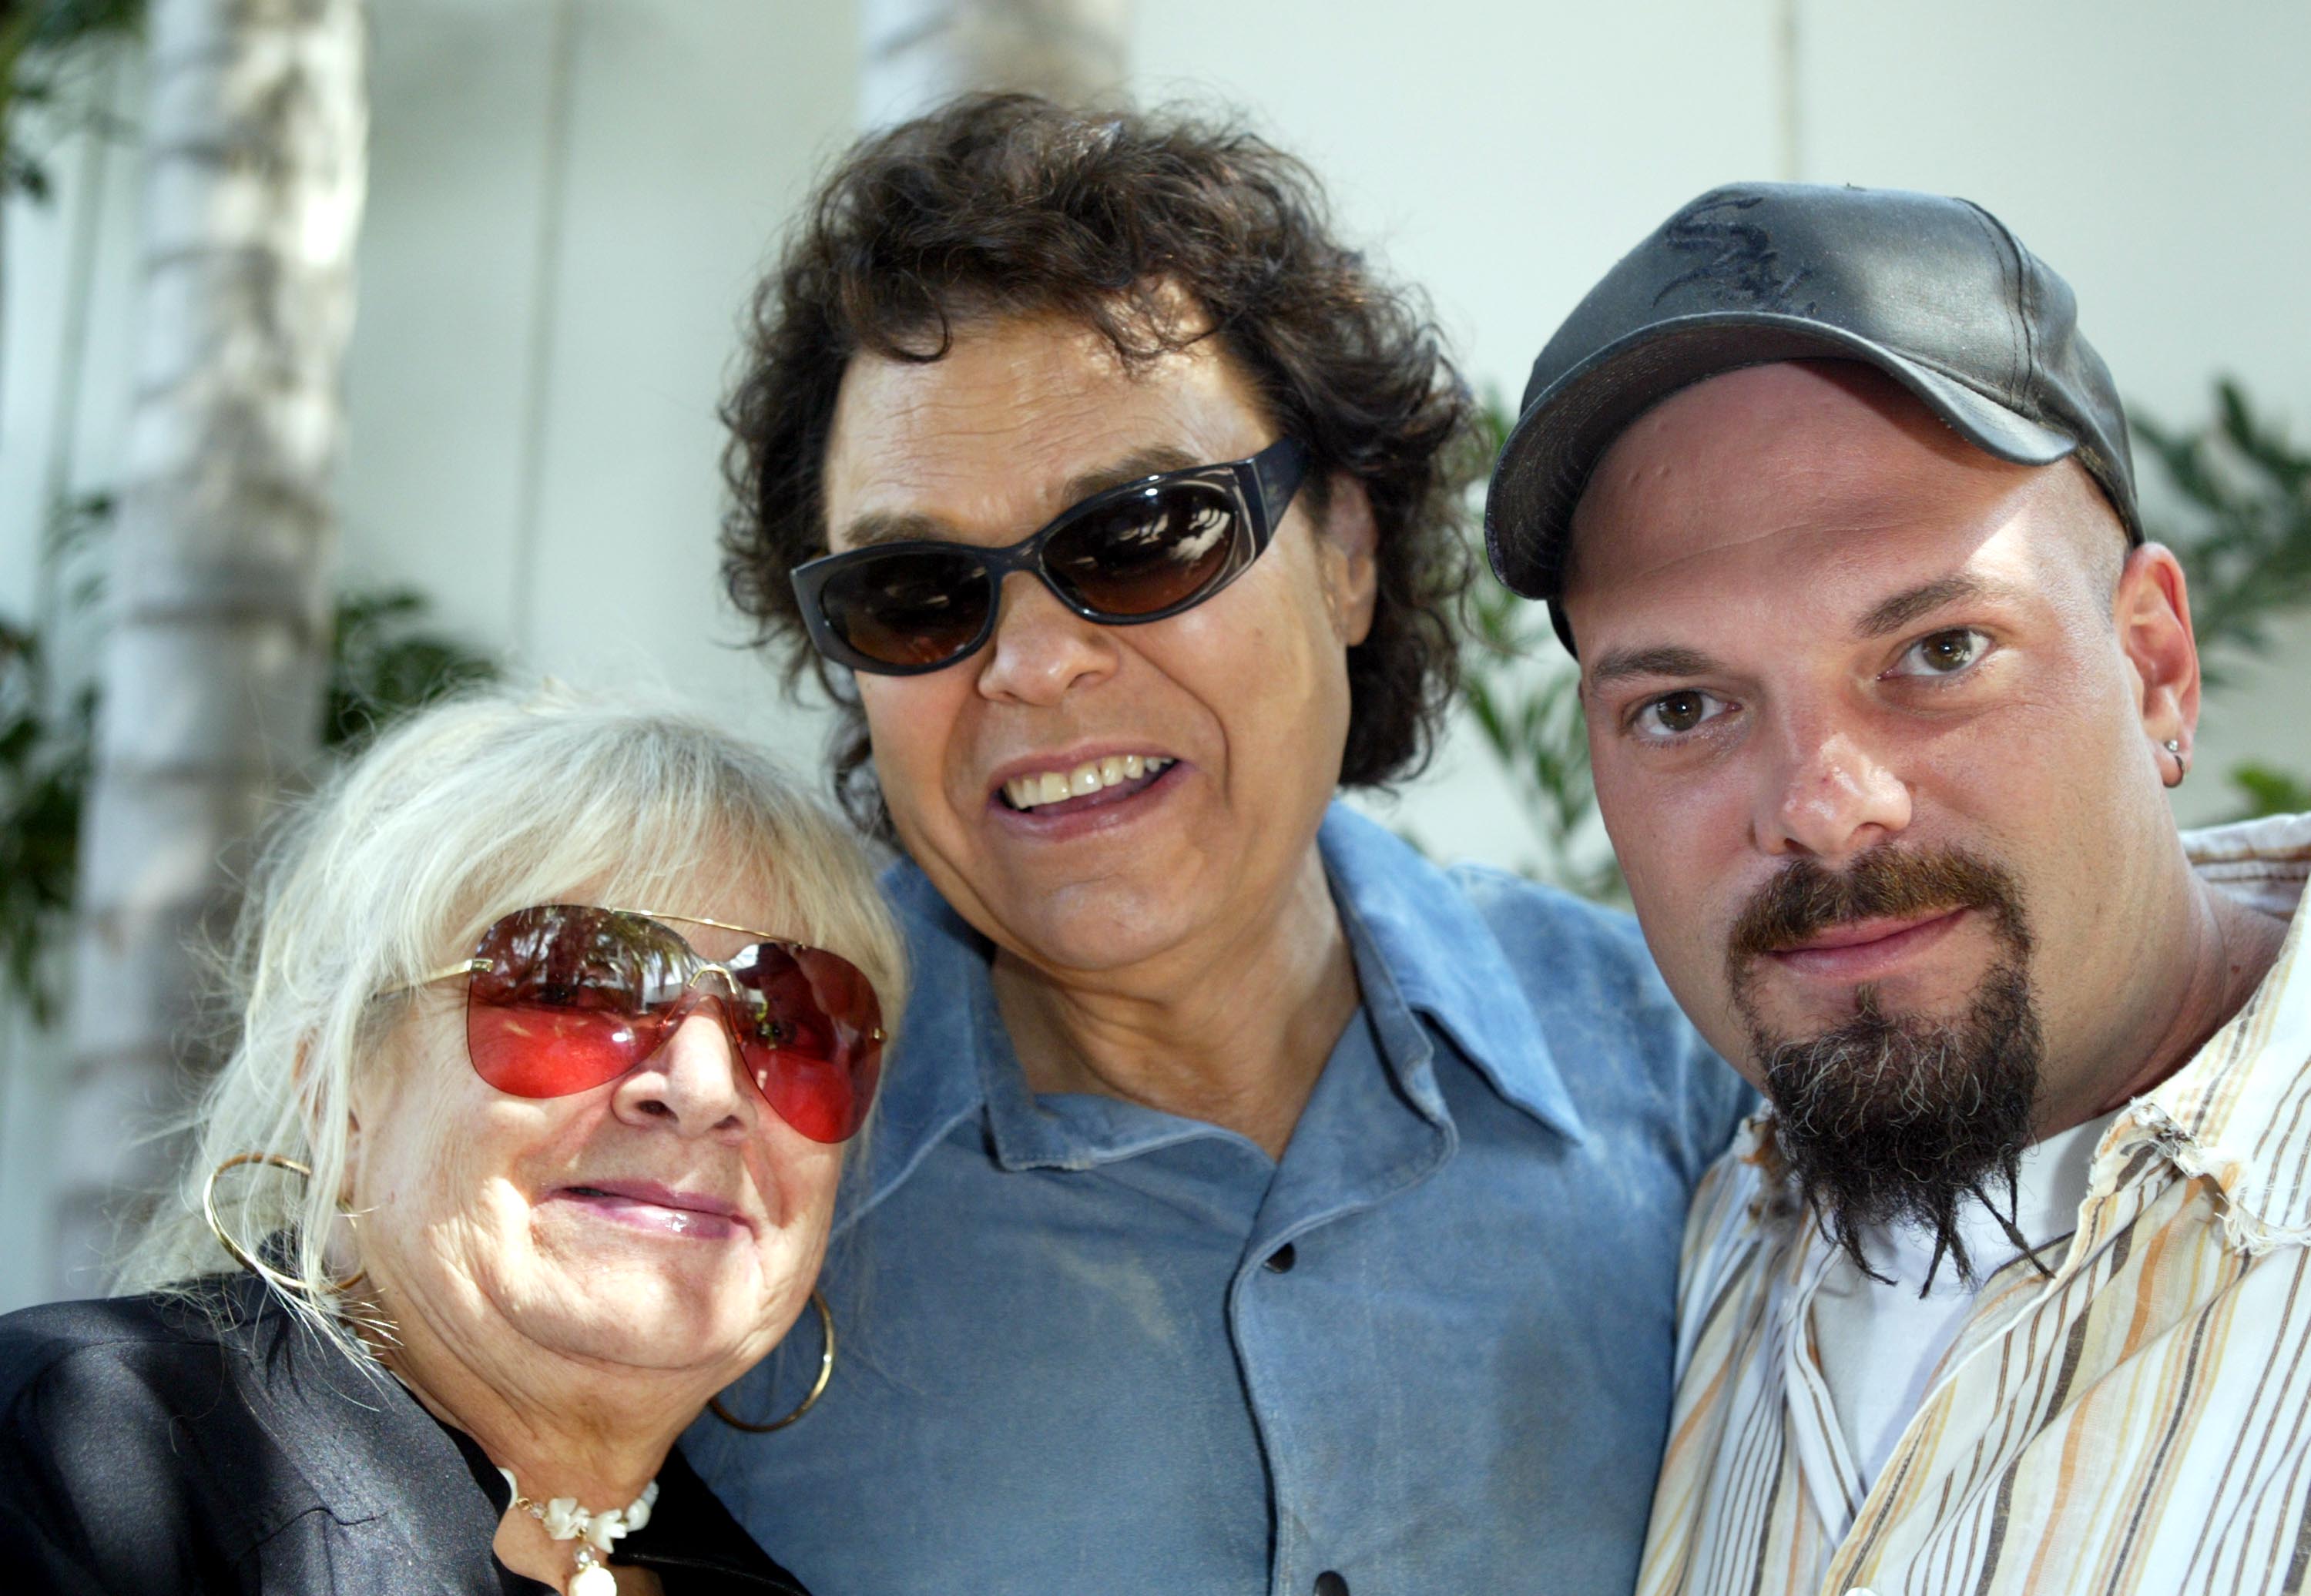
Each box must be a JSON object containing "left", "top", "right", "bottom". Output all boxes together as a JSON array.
[
  {"left": 1635, "top": 688, "right": 1728, "bottom": 739},
  {"left": 1892, "top": 627, "right": 1991, "bottom": 677},
  {"left": 1656, "top": 692, "right": 1706, "bottom": 731}
]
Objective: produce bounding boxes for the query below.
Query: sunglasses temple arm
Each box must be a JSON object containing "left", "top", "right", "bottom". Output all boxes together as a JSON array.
[
  {"left": 1252, "top": 438, "right": 1313, "bottom": 525},
  {"left": 376, "top": 958, "right": 488, "bottom": 998}
]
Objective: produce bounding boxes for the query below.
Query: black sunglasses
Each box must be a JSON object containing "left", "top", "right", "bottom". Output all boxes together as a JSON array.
[{"left": 790, "top": 437, "right": 1311, "bottom": 676}]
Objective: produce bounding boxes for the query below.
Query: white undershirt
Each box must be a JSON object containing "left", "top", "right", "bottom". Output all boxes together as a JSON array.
[{"left": 1810, "top": 1106, "right": 2123, "bottom": 1494}]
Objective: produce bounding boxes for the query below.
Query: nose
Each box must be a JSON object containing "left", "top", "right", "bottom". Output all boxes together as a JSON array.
[
  {"left": 1754, "top": 718, "right": 1912, "bottom": 863},
  {"left": 972, "top": 571, "right": 1116, "bottom": 706},
  {"left": 609, "top": 1008, "right": 754, "bottom": 1142}
]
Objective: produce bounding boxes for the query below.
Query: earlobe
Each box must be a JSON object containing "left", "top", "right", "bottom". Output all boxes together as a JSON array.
[
  {"left": 2115, "top": 543, "right": 2200, "bottom": 781},
  {"left": 1316, "top": 472, "right": 1380, "bottom": 647}
]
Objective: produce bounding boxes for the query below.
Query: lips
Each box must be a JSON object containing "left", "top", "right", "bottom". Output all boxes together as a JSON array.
[
  {"left": 1763, "top": 908, "right": 1971, "bottom": 980},
  {"left": 552, "top": 1180, "right": 746, "bottom": 1240}
]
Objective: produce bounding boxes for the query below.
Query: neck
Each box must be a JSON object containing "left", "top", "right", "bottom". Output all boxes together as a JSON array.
[
  {"left": 992, "top": 843, "right": 1360, "bottom": 1158},
  {"left": 2056, "top": 872, "right": 2291, "bottom": 1132},
  {"left": 370, "top": 1301, "right": 691, "bottom": 1583}
]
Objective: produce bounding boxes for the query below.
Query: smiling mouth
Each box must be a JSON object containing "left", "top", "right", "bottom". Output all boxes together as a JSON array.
[
  {"left": 999, "top": 753, "right": 1175, "bottom": 812},
  {"left": 556, "top": 1185, "right": 744, "bottom": 1239}
]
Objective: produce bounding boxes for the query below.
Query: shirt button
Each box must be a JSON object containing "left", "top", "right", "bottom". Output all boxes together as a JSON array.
[
  {"left": 1264, "top": 1242, "right": 1297, "bottom": 1273},
  {"left": 1314, "top": 1573, "right": 1349, "bottom": 1596}
]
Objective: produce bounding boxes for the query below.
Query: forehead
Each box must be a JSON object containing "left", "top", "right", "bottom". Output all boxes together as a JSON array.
[
  {"left": 1562, "top": 363, "right": 2092, "bottom": 641},
  {"left": 822, "top": 313, "right": 1270, "bottom": 547}
]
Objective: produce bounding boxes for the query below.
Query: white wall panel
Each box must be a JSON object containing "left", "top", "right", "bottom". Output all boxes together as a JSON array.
[
  {"left": 510, "top": 0, "right": 854, "bottom": 749},
  {"left": 1133, "top": 0, "right": 1791, "bottom": 866},
  {"left": 1796, "top": 0, "right": 2311, "bottom": 823}
]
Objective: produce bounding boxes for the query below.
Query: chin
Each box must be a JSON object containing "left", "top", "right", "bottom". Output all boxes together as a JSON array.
[
  {"left": 1746, "top": 974, "right": 1980, "bottom": 1041},
  {"left": 525, "top": 1276, "right": 750, "bottom": 1370}
]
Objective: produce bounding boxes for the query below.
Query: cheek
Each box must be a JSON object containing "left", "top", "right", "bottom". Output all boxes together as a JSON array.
[
  {"left": 353, "top": 1055, "right": 576, "bottom": 1266},
  {"left": 1591, "top": 748, "right": 1748, "bottom": 981},
  {"left": 858, "top": 676, "right": 964, "bottom": 807},
  {"left": 765, "top": 1138, "right": 844, "bottom": 1235},
  {"left": 1179, "top": 553, "right": 1352, "bottom": 741}
]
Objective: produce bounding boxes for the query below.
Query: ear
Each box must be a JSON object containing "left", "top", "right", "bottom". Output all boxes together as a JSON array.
[
  {"left": 2115, "top": 542, "right": 2201, "bottom": 776},
  {"left": 1313, "top": 471, "right": 1379, "bottom": 647},
  {"left": 295, "top": 1038, "right": 364, "bottom": 1203}
]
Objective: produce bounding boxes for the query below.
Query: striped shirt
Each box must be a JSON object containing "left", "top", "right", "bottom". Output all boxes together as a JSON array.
[{"left": 1638, "top": 813, "right": 2311, "bottom": 1596}]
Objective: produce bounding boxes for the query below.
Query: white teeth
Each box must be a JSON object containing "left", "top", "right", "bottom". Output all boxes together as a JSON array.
[{"left": 1004, "top": 756, "right": 1175, "bottom": 810}]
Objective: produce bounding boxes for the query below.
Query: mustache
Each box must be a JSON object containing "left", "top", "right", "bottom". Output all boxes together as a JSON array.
[{"left": 1726, "top": 846, "right": 2031, "bottom": 968}]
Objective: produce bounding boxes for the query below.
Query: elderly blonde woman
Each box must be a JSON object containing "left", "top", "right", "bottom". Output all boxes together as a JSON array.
[{"left": 0, "top": 689, "right": 903, "bottom": 1596}]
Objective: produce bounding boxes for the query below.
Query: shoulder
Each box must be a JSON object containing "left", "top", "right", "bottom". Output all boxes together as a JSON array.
[
  {"left": 0, "top": 1289, "right": 265, "bottom": 1468},
  {"left": 1431, "top": 854, "right": 1704, "bottom": 1068},
  {"left": 1324, "top": 806, "right": 1753, "bottom": 1154},
  {"left": 0, "top": 1290, "right": 273, "bottom": 1583},
  {"left": 1446, "top": 858, "right": 1660, "bottom": 982},
  {"left": 0, "top": 1290, "right": 227, "bottom": 1404}
]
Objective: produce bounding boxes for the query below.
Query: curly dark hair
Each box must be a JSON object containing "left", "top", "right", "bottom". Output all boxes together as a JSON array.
[{"left": 721, "top": 93, "right": 1478, "bottom": 837}]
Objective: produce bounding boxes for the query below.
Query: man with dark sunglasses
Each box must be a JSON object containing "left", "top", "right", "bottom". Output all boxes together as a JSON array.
[{"left": 684, "top": 96, "right": 1752, "bottom": 1596}]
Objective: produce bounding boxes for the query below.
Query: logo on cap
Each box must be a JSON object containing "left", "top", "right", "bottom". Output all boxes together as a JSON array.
[{"left": 1654, "top": 192, "right": 1816, "bottom": 314}]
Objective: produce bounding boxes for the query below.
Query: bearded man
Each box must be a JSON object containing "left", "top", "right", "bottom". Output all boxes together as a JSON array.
[{"left": 1486, "top": 183, "right": 2311, "bottom": 1595}]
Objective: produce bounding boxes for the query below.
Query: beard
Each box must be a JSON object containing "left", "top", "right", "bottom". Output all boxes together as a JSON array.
[{"left": 1728, "top": 847, "right": 2046, "bottom": 1289}]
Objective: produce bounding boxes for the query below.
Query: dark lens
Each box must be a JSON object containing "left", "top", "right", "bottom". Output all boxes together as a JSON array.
[
  {"left": 725, "top": 943, "right": 884, "bottom": 1144},
  {"left": 1045, "top": 480, "right": 1246, "bottom": 618},
  {"left": 819, "top": 547, "right": 993, "bottom": 669},
  {"left": 465, "top": 907, "right": 688, "bottom": 1098}
]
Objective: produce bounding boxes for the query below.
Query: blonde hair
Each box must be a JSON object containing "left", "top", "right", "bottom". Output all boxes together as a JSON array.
[{"left": 116, "top": 683, "right": 906, "bottom": 1360}]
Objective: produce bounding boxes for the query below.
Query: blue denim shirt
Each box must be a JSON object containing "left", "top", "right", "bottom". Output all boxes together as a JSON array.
[{"left": 688, "top": 805, "right": 1751, "bottom": 1596}]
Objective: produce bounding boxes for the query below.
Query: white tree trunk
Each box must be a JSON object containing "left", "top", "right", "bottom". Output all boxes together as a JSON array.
[
  {"left": 860, "top": 0, "right": 1130, "bottom": 128},
  {"left": 53, "top": 0, "right": 364, "bottom": 1295}
]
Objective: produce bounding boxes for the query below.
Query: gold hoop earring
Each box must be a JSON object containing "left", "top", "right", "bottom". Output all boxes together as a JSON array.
[
  {"left": 708, "top": 1290, "right": 835, "bottom": 1433},
  {"left": 203, "top": 1152, "right": 368, "bottom": 1296}
]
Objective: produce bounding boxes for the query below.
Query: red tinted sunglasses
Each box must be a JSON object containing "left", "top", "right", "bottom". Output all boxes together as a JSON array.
[{"left": 396, "top": 905, "right": 886, "bottom": 1144}]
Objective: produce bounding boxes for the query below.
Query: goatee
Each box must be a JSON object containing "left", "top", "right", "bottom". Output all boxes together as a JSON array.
[{"left": 1729, "top": 847, "right": 2046, "bottom": 1288}]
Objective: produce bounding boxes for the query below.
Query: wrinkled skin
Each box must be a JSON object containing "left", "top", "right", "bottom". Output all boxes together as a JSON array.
[
  {"left": 821, "top": 310, "right": 1378, "bottom": 1152},
  {"left": 347, "top": 880, "right": 844, "bottom": 1588}
]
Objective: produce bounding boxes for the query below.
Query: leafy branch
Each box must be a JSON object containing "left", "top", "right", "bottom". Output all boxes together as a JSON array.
[
  {"left": 2133, "top": 380, "right": 2311, "bottom": 819},
  {"left": 0, "top": 498, "right": 501, "bottom": 1022},
  {"left": 1454, "top": 395, "right": 1624, "bottom": 900},
  {"left": 0, "top": 1, "right": 144, "bottom": 202}
]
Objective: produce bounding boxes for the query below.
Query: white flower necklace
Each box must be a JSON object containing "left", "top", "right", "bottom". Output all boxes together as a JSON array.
[{"left": 498, "top": 1467, "right": 659, "bottom": 1595}]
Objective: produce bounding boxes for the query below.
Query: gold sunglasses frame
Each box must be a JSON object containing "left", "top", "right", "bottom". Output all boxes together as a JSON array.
[{"left": 383, "top": 906, "right": 885, "bottom": 1043}]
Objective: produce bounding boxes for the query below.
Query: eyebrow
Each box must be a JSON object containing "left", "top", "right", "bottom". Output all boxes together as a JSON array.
[
  {"left": 1853, "top": 572, "right": 2028, "bottom": 638},
  {"left": 1585, "top": 644, "right": 1726, "bottom": 688},
  {"left": 831, "top": 444, "right": 1206, "bottom": 552}
]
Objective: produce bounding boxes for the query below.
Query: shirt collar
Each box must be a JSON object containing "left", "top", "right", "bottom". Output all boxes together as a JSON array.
[
  {"left": 839, "top": 803, "right": 1587, "bottom": 1230},
  {"left": 2106, "top": 812, "right": 2311, "bottom": 1251},
  {"left": 1316, "top": 805, "right": 1586, "bottom": 1142}
]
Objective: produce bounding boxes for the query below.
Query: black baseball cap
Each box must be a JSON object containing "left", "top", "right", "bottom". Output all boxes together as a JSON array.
[{"left": 1484, "top": 183, "right": 2140, "bottom": 650}]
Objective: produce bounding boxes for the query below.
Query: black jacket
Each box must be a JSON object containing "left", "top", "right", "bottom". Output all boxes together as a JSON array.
[{"left": 0, "top": 1275, "right": 809, "bottom": 1594}]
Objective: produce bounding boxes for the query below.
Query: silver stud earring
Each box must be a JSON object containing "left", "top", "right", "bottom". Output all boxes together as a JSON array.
[{"left": 2164, "top": 738, "right": 2182, "bottom": 753}]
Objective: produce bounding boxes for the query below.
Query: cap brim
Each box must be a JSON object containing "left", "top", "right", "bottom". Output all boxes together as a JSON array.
[{"left": 1484, "top": 314, "right": 2081, "bottom": 602}]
